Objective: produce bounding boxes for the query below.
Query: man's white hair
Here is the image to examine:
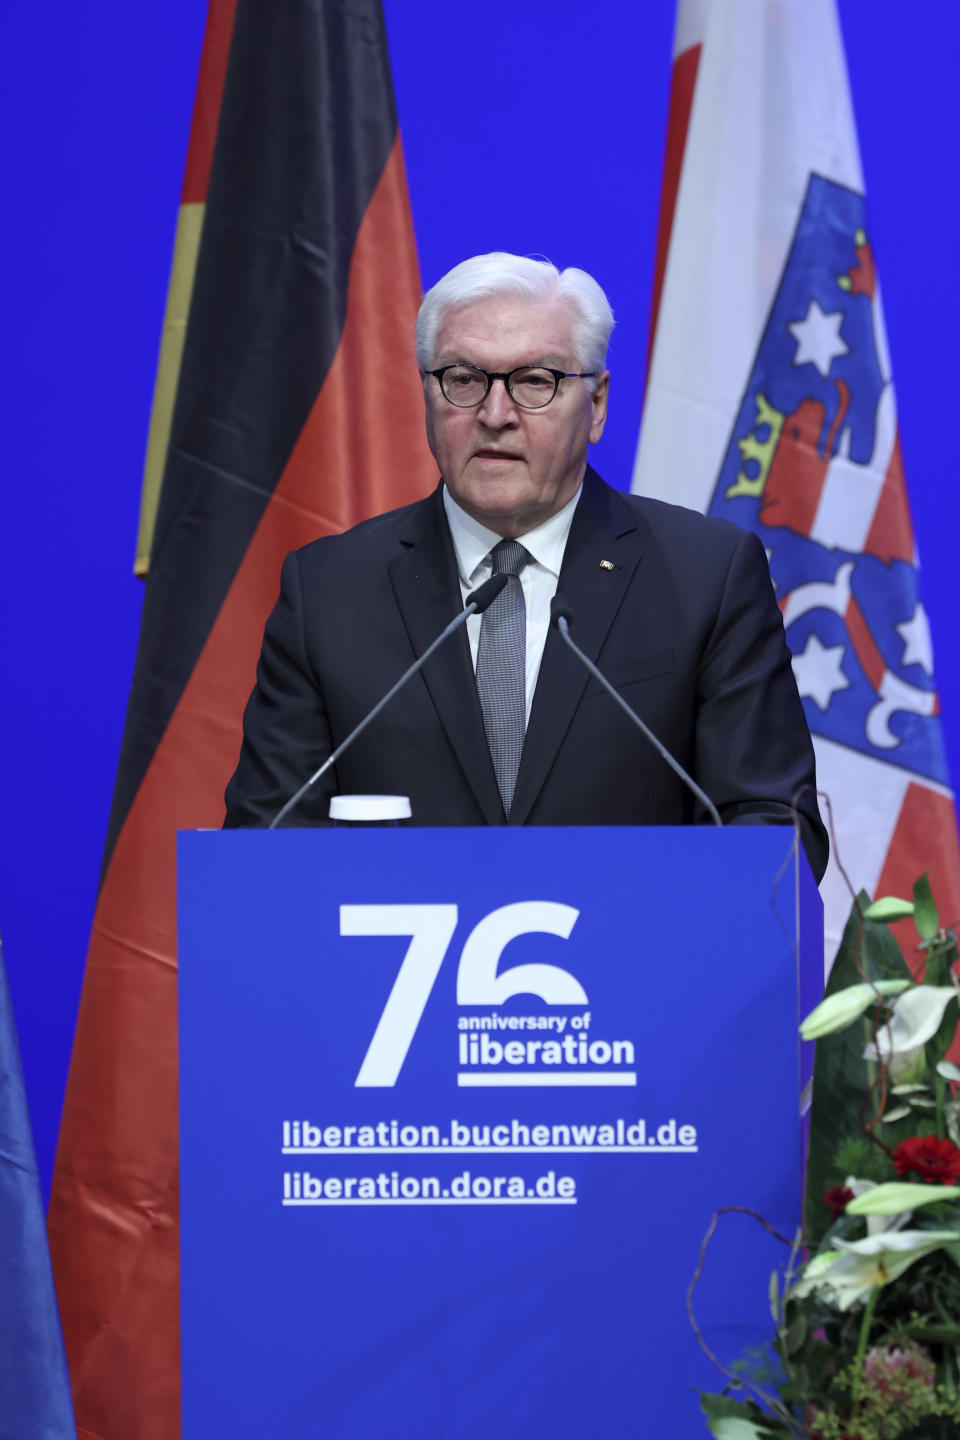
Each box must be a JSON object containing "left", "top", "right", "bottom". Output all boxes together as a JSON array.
[{"left": 415, "top": 252, "right": 615, "bottom": 376}]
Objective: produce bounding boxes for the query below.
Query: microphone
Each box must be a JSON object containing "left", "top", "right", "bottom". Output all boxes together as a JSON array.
[
  {"left": 549, "top": 596, "right": 723, "bottom": 827},
  {"left": 268, "top": 573, "right": 508, "bottom": 829}
]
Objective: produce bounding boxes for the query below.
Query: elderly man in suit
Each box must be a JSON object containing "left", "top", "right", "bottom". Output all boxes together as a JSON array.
[{"left": 224, "top": 252, "right": 828, "bottom": 881}]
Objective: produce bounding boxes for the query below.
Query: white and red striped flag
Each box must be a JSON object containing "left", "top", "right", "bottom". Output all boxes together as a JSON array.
[{"left": 634, "top": 0, "right": 960, "bottom": 967}]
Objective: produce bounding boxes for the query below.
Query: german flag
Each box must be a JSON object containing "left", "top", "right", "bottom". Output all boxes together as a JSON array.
[{"left": 47, "top": 4, "right": 435, "bottom": 1436}]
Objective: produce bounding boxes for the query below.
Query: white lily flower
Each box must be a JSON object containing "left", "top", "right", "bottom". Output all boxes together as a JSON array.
[
  {"left": 833, "top": 1227, "right": 960, "bottom": 1256},
  {"left": 886, "top": 1045, "right": 928, "bottom": 1085},
  {"left": 863, "top": 986, "right": 958, "bottom": 1063},
  {"left": 790, "top": 1251, "right": 893, "bottom": 1311},
  {"left": 844, "top": 1176, "right": 916, "bottom": 1236},
  {"left": 845, "top": 1182, "right": 960, "bottom": 1216},
  {"left": 800, "top": 979, "right": 911, "bottom": 1040},
  {"left": 792, "top": 1247, "right": 843, "bottom": 1285},
  {"left": 791, "top": 1230, "right": 960, "bottom": 1311}
]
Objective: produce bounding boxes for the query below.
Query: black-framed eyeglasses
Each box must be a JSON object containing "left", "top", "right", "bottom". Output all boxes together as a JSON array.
[{"left": 425, "top": 363, "right": 598, "bottom": 410}]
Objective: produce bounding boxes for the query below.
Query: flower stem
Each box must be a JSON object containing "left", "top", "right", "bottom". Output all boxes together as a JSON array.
[
  {"left": 850, "top": 1284, "right": 880, "bottom": 1414},
  {"left": 944, "top": 1342, "right": 957, "bottom": 1403}
]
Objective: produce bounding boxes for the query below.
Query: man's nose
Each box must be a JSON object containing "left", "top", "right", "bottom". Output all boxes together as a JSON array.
[{"left": 477, "top": 377, "right": 519, "bottom": 426}]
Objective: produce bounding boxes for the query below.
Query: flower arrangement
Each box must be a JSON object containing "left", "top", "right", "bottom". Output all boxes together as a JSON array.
[{"left": 696, "top": 876, "right": 960, "bottom": 1439}]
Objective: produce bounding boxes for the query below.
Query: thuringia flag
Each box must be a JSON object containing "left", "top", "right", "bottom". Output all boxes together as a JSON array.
[{"left": 634, "top": 0, "right": 960, "bottom": 966}]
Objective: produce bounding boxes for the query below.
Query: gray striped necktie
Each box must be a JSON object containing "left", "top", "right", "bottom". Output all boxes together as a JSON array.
[{"left": 476, "top": 538, "right": 531, "bottom": 816}]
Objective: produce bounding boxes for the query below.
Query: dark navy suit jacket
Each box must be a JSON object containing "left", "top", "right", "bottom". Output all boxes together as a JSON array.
[{"left": 224, "top": 468, "right": 828, "bottom": 880}]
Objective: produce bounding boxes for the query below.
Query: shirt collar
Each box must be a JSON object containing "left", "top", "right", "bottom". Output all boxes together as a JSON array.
[{"left": 442, "top": 483, "right": 582, "bottom": 587}]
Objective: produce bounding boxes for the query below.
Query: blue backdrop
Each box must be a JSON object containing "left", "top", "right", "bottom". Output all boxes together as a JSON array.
[{"left": 1, "top": 2, "right": 957, "bottom": 1200}]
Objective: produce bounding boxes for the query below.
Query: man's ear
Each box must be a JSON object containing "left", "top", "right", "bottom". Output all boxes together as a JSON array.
[{"left": 589, "top": 371, "right": 610, "bottom": 444}]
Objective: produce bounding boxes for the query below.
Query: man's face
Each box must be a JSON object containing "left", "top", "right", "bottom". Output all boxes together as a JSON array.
[{"left": 423, "top": 294, "right": 609, "bottom": 538}]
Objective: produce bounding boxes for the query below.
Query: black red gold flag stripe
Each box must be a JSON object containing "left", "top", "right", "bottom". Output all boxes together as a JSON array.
[
  {"left": 48, "top": 4, "right": 435, "bottom": 1436},
  {"left": 135, "top": 0, "right": 237, "bottom": 577}
]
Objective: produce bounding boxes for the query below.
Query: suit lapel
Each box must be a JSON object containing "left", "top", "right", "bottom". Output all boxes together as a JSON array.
[
  {"left": 388, "top": 489, "right": 505, "bottom": 824},
  {"left": 509, "top": 471, "right": 643, "bottom": 825}
]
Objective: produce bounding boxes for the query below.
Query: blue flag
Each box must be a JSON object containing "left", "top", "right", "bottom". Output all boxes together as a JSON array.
[{"left": 0, "top": 941, "right": 76, "bottom": 1440}]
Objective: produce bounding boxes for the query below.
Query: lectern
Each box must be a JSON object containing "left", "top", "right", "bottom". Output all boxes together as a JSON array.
[{"left": 179, "top": 826, "right": 821, "bottom": 1437}]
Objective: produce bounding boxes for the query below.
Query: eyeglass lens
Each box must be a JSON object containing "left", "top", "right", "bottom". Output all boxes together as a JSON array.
[{"left": 440, "top": 365, "right": 559, "bottom": 409}]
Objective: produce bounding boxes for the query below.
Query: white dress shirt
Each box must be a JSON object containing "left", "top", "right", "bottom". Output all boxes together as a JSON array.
[{"left": 442, "top": 484, "right": 582, "bottom": 726}]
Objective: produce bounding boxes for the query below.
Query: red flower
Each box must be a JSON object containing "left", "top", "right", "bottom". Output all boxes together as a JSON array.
[
  {"left": 823, "top": 1184, "right": 855, "bottom": 1220},
  {"left": 893, "top": 1134, "right": 960, "bottom": 1184}
]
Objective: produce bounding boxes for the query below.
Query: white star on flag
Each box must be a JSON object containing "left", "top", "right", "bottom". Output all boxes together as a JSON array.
[
  {"left": 788, "top": 299, "right": 850, "bottom": 377},
  {"left": 792, "top": 631, "right": 851, "bottom": 711},
  {"left": 896, "top": 602, "right": 934, "bottom": 674}
]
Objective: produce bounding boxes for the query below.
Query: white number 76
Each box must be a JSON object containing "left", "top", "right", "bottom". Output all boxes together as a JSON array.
[{"left": 340, "top": 901, "right": 585, "bottom": 1087}]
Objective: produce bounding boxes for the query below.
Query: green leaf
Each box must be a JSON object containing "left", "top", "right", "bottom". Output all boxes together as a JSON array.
[
  {"left": 698, "top": 1394, "right": 779, "bottom": 1439},
  {"left": 922, "top": 943, "right": 954, "bottom": 988},
  {"left": 879, "top": 1104, "right": 913, "bottom": 1123},
  {"left": 767, "top": 1267, "right": 779, "bottom": 1322},
  {"left": 698, "top": 1393, "right": 754, "bottom": 1426},
  {"left": 710, "top": 1421, "right": 774, "bottom": 1439},
  {"left": 921, "top": 909, "right": 958, "bottom": 989},
  {"left": 862, "top": 895, "right": 915, "bottom": 921},
  {"left": 782, "top": 1309, "right": 806, "bottom": 1355},
  {"left": 876, "top": 1105, "right": 932, "bottom": 1149},
  {"left": 832, "top": 1135, "right": 891, "bottom": 1183},
  {"left": 905, "top": 1320, "right": 960, "bottom": 1342},
  {"left": 913, "top": 873, "right": 939, "bottom": 941},
  {"left": 804, "top": 892, "right": 911, "bottom": 1245},
  {"left": 926, "top": 992, "right": 959, "bottom": 1072},
  {"left": 947, "top": 1100, "right": 960, "bottom": 1148},
  {"left": 787, "top": 1363, "right": 809, "bottom": 1395}
]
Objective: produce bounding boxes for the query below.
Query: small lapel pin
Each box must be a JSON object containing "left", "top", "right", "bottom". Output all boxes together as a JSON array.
[{"left": 599, "top": 559, "right": 615, "bottom": 571}]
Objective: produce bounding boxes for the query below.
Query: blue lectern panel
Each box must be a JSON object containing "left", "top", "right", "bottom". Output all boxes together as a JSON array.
[{"left": 179, "top": 828, "right": 818, "bottom": 1437}]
